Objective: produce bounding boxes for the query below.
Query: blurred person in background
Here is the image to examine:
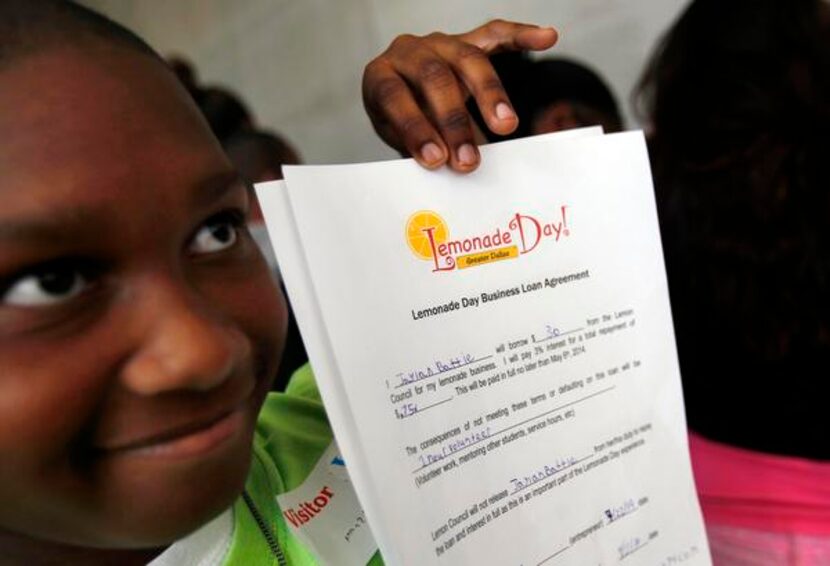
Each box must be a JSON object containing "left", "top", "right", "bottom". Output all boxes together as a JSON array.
[
  {"left": 528, "top": 57, "right": 622, "bottom": 135},
  {"left": 167, "top": 55, "right": 199, "bottom": 99},
  {"left": 197, "top": 86, "right": 255, "bottom": 143},
  {"left": 638, "top": 0, "right": 830, "bottom": 562},
  {"left": 468, "top": 52, "right": 623, "bottom": 142},
  {"left": 168, "top": 56, "right": 255, "bottom": 143},
  {"left": 224, "top": 129, "right": 301, "bottom": 211}
]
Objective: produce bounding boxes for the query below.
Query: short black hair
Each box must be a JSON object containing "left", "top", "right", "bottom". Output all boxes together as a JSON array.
[
  {"left": 466, "top": 52, "right": 622, "bottom": 142},
  {"left": 223, "top": 129, "right": 301, "bottom": 182},
  {"left": 196, "top": 87, "right": 254, "bottom": 143},
  {"left": 0, "top": 0, "right": 159, "bottom": 69}
]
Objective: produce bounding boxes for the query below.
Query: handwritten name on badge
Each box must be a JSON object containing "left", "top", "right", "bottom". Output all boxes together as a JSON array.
[{"left": 276, "top": 442, "right": 377, "bottom": 565}]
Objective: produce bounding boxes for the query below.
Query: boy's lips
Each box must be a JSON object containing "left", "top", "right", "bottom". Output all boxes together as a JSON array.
[
  {"left": 93, "top": 376, "right": 261, "bottom": 459},
  {"left": 99, "top": 406, "right": 249, "bottom": 458}
]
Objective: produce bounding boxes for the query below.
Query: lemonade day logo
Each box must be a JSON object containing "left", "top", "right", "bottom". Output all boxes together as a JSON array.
[{"left": 405, "top": 207, "right": 570, "bottom": 272}]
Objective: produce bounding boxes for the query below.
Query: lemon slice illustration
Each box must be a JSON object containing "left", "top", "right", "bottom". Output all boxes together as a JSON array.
[{"left": 405, "top": 210, "right": 448, "bottom": 260}]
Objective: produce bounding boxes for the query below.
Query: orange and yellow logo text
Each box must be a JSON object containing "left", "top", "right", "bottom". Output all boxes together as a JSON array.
[{"left": 405, "top": 207, "right": 570, "bottom": 272}]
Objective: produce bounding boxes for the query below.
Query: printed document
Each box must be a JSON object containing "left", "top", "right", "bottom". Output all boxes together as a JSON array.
[{"left": 258, "top": 129, "right": 711, "bottom": 565}]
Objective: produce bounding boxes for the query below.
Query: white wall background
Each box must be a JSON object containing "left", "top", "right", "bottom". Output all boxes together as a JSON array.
[{"left": 82, "top": 0, "right": 690, "bottom": 165}]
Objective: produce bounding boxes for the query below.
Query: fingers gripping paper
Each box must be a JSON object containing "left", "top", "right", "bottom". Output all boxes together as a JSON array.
[{"left": 257, "top": 129, "right": 711, "bottom": 566}]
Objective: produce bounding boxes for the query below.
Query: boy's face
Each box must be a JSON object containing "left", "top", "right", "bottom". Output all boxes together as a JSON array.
[{"left": 0, "top": 45, "right": 286, "bottom": 548}]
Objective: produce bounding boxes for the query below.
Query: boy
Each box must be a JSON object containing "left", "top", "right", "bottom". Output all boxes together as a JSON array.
[{"left": 0, "top": 1, "right": 556, "bottom": 563}]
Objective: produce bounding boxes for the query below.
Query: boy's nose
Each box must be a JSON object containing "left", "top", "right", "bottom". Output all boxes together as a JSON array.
[{"left": 121, "top": 288, "right": 251, "bottom": 396}]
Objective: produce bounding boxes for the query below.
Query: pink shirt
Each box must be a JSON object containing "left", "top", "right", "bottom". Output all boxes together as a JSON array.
[{"left": 690, "top": 432, "right": 830, "bottom": 535}]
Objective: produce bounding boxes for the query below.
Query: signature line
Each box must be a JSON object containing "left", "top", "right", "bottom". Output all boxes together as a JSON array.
[
  {"left": 411, "top": 386, "right": 615, "bottom": 473},
  {"left": 537, "top": 545, "right": 570, "bottom": 565}
]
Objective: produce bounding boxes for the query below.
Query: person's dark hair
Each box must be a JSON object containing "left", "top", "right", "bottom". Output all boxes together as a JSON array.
[
  {"left": 165, "top": 58, "right": 254, "bottom": 142},
  {"left": 0, "top": 0, "right": 160, "bottom": 69},
  {"left": 638, "top": 0, "right": 830, "bottom": 456},
  {"left": 195, "top": 87, "right": 254, "bottom": 143},
  {"left": 468, "top": 52, "right": 622, "bottom": 141},
  {"left": 637, "top": 0, "right": 830, "bottom": 170},
  {"left": 528, "top": 58, "right": 622, "bottom": 132},
  {"left": 167, "top": 55, "right": 200, "bottom": 99},
  {"left": 223, "top": 129, "right": 300, "bottom": 182}
]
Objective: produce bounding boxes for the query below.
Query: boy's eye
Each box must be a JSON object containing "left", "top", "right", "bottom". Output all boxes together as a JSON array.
[
  {"left": 189, "top": 213, "right": 242, "bottom": 255},
  {"left": 1, "top": 265, "right": 89, "bottom": 307}
]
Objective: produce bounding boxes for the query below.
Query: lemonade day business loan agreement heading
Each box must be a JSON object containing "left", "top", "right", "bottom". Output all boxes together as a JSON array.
[{"left": 258, "top": 129, "right": 710, "bottom": 566}]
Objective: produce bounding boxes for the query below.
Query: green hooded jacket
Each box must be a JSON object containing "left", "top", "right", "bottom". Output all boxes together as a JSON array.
[{"left": 221, "top": 364, "right": 384, "bottom": 565}]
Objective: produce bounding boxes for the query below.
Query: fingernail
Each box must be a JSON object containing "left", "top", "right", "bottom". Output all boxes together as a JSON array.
[
  {"left": 496, "top": 102, "right": 515, "bottom": 121},
  {"left": 421, "top": 142, "right": 444, "bottom": 164},
  {"left": 457, "top": 144, "right": 477, "bottom": 166}
]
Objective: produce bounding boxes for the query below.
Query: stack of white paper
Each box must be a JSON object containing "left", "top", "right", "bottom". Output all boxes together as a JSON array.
[{"left": 257, "top": 128, "right": 711, "bottom": 566}]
